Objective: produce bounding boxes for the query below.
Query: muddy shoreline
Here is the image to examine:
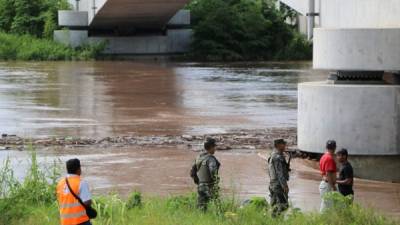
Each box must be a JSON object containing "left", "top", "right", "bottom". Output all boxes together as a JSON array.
[{"left": 0, "top": 127, "right": 297, "bottom": 151}]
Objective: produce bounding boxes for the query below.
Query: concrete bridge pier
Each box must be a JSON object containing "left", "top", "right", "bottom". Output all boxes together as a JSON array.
[
  {"left": 280, "top": 0, "right": 400, "bottom": 181},
  {"left": 298, "top": 82, "right": 400, "bottom": 182},
  {"left": 54, "top": 10, "right": 89, "bottom": 48},
  {"left": 54, "top": 0, "right": 192, "bottom": 55}
]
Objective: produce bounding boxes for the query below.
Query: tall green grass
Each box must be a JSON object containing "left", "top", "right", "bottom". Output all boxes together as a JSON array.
[
  {"left": 0, "top": 152, "right": 397, "bottom": 225},
  {"left": 0, "top": 32, "right": 104, "bottom": 60}
]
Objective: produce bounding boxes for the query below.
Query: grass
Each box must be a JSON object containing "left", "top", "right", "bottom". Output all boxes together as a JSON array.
[
  {"left": 0, "top": 152, "right": 397, "bottom": 225},
  {"left": 0, "top": 32, "right": 104, "bottom": 60}
]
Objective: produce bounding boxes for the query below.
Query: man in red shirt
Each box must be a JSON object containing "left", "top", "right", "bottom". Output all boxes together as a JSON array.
[{"left": 319, "top": 140, "right": 337, "bottom": 212}]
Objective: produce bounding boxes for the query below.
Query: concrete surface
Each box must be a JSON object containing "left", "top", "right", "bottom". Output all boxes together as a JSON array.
[
  {"left": 166, "top": 29, "right": 192, "bottom": 52},
  {"left": 67, "top": 0, "right": 107, "bottom": 24},
  {"left": 298, "top": 82, "right": 400, "bottom": 156},
  {"left": 54, "top": 30, "right": 89, "bottom": 48},
  {"left": 168, "top": 9, "right": 190, "bottom": 26},
  {"left": 89, "top": 0, "right": 190, "bottom": 29},
  {"left": 349, "top": 155, "right": 400, "bottom": 182},
  {"left": 291, "top": 0, "right": 400, "bottom": 182},
  {"left": 89, "top": 29, "right": 192, "bottom": 54},
  {"left": 313, "top": 28, "right": 400, "bottom": 71},
  {"left": 279, "top": 0, "right": 309, "bottom": 15},
  {"left": 58, "top": 10, "right": 88, "bottom": 27},
  {"left": 281, "top": 0, "right": 400, "bottom": 28},
  {"left": 319, "top": 0, "right": 400, "bottom": 28},
  {"left": 297, "top": 15, "right": 307, "bottom": 35}
]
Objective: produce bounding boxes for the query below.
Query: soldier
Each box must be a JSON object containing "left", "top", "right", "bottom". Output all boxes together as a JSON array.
[
  {"left": 190, "top": 138, "right": 221, "bottom": 211},
  {"left": 268, "top": 139, "right": 290, "bottom": 217}
]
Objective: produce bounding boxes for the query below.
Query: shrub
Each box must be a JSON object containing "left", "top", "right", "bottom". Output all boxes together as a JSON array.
[
  {"left": 0, "top": 150, "right": 60, "bottom": 224},
  {"left": 127, "top": 191, "right": 142, "bottom": 209},
  {"left": 0, "top": 0, "right": 71, "bottom": 38},
  {"left": 248, "top": 196, "right": 269, "bottom": 209},
  {"left": 0, "top": 32, "right": 104, "bottom": 60},
  {"left": 187, "top": 0, "right": 312, "bottom": 61}
]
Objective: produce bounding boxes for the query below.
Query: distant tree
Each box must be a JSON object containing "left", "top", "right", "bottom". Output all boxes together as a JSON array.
[
  {"left": 11, "top": 0, "right": 44, "bottom": 36},
  {"left": 187, "top": 0, "right": 311, "bottom": 61},
  {"left": 0, "top": 0, "right": 70, "bottom": 38},
  {"left": 0, "top": 0, "right": 16, "bottom": 32},
  {"left": 42, "top": 0, "right": 71, "bottom": 38}
]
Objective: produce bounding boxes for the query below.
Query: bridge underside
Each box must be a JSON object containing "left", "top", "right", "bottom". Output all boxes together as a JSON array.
[{"left": 90, "top": 0, "right": 190, "bottom": 30}]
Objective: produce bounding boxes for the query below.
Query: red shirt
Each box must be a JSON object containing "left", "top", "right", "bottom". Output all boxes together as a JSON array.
[{"left": 319, "top": 152, "right": 337, "bottom": 176}]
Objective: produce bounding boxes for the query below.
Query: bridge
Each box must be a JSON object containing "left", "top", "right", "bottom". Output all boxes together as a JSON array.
[{"left": 54, "top": 0, "right": 191, "bottom": 54}]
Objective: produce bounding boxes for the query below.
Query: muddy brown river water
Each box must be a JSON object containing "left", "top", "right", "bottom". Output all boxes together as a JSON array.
[
  {"left": 0, "top": 61, "right": 324, "bottom": 137},
  {"left": 0, "top": 61, "right": 399, "bottom": 218}
]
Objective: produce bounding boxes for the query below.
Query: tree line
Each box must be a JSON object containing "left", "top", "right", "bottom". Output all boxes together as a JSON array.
[
  {"left": 187, "top": 0, "right": 312, "bottom": 61},
  {"left": 0, "top": 0, "right": 70, "bottom": 38}
]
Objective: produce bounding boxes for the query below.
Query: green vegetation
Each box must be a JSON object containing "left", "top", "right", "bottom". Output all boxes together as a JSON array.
[
  {"left": 0, "top": 0, "right": 70, "bottom": 38},
  {"left": 0, "top": 0, "right": 308, "bottom": 61},
  {"left": 0, "top": 0, "right": 103, "bottom": 60},
  {"left": 188, "top": 0, "right": 312, "bottom": 61},
  {"left": 0, "top": 32, "right": 105, "bottom": 60},
  {"left": 0, "top": 153, "right": 397, "bottom": 225}
]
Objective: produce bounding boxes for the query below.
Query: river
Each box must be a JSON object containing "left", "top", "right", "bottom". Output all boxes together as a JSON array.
[
  {"left": 0, "top": 61, "right": 324, "bottom": 137},
  {"left": 0, "top": 61, "right": 398, "bottom": 218}
]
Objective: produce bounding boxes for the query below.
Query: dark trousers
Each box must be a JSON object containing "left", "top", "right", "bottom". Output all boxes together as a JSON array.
[
  {"left": 78, "top": 221, "right": 92, "bottom": 225},
  {"left": 269, "top": 186, "right": 289, "bottom": 217},
  {"left": 197, "top": 183, "right": 212, "bottom": 211}
]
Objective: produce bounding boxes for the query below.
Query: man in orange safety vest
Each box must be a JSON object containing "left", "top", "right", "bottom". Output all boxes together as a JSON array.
[{"left": 56, "top": 158, "right": 93, "bottom": 225}]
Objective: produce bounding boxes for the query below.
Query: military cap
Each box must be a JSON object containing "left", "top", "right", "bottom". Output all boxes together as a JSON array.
[
  {"left": 274, "top": 139, "right": 287, "bottom": 146},
  {"left": 204, "top": 137, "right": 217, "bottom": 150}
]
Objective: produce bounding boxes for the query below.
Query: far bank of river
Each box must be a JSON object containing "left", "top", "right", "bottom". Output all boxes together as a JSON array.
[{"left": 0, "top": 61, "right": 399, "bottom": 219}]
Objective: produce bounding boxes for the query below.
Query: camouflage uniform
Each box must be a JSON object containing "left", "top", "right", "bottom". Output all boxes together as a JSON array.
[
  {"left": 268, "top": 149, "right": 290, "bottom": 217},
  {"left": 193, "top": 152, "right": 220, "bottom": 211}
]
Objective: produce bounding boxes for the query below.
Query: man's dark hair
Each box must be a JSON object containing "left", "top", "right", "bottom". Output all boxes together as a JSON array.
[
  {"left": 66, "top": 158, "right": 81, "bottom": 174},
  {"left": 274, "top": 139, "right": 287, "bottom": 147},
  {"left": 204, "top": 138, "right": 216, "bottom": 150},
  {"left": 326, "top": 140, "right": 337, "bottom": 150},
  {"left": 337, "top": 148, "right": 348, "bottom": 158}
]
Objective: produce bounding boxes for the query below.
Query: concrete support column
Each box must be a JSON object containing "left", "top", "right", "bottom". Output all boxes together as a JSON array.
[
  {"left": 313, "top": 28, "right": 400, "bottom": 71},
  {"left": 298, "top": 82, "right": 400, "bottom": 181},
  {"left": 55, "top": 10, "right": 89, "bottom": 47},
  {"left": 58, "top": 10, "right": 88, "bottom": 27},
  {"left": 306, "top": 0, "right": 314, "bottom": 40},
  {"left": 54, "top": 30, "right": 88, "bottom": 48}
]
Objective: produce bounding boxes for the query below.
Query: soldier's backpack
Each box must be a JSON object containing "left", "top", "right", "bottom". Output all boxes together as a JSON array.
[{"left": 190, "top": 163, "right": 199, "bottom": 184}]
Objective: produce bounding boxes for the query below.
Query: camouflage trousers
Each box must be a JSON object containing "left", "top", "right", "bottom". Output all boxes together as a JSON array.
[
  {"left": 269, "top": 185, "right": 289, "bottom": 217},
  {"left": 197, "top": 183, "right": 219, "bottom": 211}
]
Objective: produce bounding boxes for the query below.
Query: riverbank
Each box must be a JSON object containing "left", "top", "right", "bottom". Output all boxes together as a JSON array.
[
  {"left": 4, "top": 194, "right": 398, "bottom": 225},
  {"left": 1, "top": 152, "right": 399, "bottom": 225},
  {"left": 2, "top": 143, "right": 400, "bottom": 219},
  {"left": 0, "top": 33, "right": 104, "bottom": 60}
]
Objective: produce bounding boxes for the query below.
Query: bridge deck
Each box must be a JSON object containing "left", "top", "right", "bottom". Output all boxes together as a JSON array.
[{"left": 90, "top": 0, "right": 190, "bottom": 29}]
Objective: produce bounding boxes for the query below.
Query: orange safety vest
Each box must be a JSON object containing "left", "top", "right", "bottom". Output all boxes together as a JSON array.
[{"left": 56, "top": 176, "right": 89, "bottom": 225}]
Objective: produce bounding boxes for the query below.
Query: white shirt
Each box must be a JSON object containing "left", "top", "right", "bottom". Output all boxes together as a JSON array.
[{"left": 65, "top": 174, "right": 92, "bottom": 202}]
